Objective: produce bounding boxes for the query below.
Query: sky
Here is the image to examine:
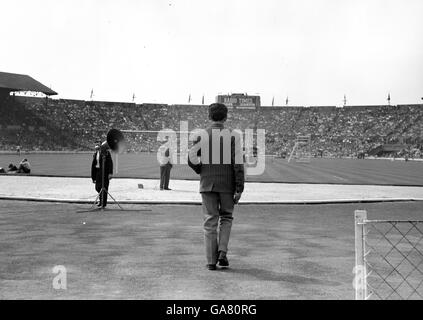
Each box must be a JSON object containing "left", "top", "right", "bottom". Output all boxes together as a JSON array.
[{"left": 1, "top": 0, "right": 423, "bottom": 106}]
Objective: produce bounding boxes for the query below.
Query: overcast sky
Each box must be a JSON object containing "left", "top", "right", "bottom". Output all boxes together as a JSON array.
[{"left": 1, "top": 0, "right": 422, "bottom": 106}]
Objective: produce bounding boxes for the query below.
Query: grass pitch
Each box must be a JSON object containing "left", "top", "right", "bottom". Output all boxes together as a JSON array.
[
  {"left": 1, "top": 200, "right": 422, "bottom": 299},
  {"left": 1, "top": 153, "right": 422, "bottom": 185}
]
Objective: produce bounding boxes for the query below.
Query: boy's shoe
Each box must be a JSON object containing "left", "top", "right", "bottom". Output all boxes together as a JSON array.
[
  {"left": 217, "top": 251, "right": 229, "bottom": 268},
  {"left": 207, "top": 264, "right": 217, "bottom": 271}
]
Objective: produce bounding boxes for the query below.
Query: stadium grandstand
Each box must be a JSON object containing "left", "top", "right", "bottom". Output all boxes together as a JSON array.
[
  {"left": 0, "top": 71, "right": 57, "bottom": 98},
  {"left": 1, "top": 93, "right": 422, "bottom": 159}
]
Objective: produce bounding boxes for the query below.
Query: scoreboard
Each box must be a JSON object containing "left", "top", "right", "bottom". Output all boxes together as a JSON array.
[{"left": 216, "top": 93, "right": 260, "bottom": 110}]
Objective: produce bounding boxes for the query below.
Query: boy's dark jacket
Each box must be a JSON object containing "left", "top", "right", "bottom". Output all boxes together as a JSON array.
[{"left": 188, "top": 122, "right": 244, "bottom": 194}]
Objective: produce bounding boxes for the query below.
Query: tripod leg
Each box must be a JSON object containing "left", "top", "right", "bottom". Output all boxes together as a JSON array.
[
  {"left": 106, "top": 190, "right": 124, "bottom": 210},
  {"left": 91, "top": 191, "right": 101, "bottom": 209}
]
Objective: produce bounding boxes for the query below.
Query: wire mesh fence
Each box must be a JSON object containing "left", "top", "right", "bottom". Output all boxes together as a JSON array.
[{"left": 354, "top": 210, "right": 423, "bottom": 300}]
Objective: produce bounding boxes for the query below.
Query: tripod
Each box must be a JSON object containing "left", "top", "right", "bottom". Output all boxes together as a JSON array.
[{"left": 92, "top": 148, "right": 124, "bottom": 211}]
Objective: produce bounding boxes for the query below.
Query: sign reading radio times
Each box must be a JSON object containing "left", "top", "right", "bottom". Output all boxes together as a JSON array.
[{"left": 216, "top": 93, "right": 261, "bottom": 109}]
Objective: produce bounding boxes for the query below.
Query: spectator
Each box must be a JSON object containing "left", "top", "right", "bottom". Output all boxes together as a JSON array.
[
  {"left": 8, "top": 163, "right": 18, "bottom": 172},
  {"left": 17, "top": 159, "right": 31, "bottom": 174},
  {"left": 1, "top": 97, "right": 422, "bottom": 158}
]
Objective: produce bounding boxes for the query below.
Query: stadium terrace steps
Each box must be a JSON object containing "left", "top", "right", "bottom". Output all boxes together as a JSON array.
[{"left": 1, "top": 97, "right": 422, "bottom": 157}]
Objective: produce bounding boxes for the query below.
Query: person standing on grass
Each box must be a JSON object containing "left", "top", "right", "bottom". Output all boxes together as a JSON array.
[
  {"left": 158, "top": 141, "right": 173, "bottom": 190},
  {"left": 91, "top": 144, "right": 113, "bottom": 208},
  {"left": 91, "top": 140, "right": 102, "bottom": 186},
  {"left": 188, "top": 103, "right": 245, "bottom": 271}
]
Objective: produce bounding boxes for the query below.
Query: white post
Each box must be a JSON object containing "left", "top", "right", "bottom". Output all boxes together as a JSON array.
[
  {"left": 288, "top": 142, "right": 298, "bottom": 163},
  {"left": 115, "top": 153, "right": 118, "bottom": 174},
  {"left": 354, "top": 210, "right": 368, "bottom": 300}
]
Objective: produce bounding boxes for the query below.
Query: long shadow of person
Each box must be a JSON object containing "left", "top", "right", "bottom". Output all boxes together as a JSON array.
[{"left": 220, "top": 267, "right": 339, "bottom": 286}]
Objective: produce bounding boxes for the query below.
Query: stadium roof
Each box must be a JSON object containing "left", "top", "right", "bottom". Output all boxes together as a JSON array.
[{"left": 0, "top": 71, "right": 57, "bottom": 95}]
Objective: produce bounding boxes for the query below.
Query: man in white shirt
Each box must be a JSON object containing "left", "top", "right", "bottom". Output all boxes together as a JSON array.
[{"left": 158, "top": 144, "right": 173, "bottom": 190}]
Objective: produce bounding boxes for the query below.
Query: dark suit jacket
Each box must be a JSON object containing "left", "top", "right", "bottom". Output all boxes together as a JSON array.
[
  {"left": 188, "top": 122, "right": 244, "bottom": 194},
  {"left": 91, "top": 150, "right": 113, "bottom": 181}
]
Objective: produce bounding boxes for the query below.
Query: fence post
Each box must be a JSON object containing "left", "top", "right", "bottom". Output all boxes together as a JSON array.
[
  {"left": 355, "top": 210, "right": 367, "bottom": 300},
  {"left": 115, "top": 153, "right": 119, "bottom": 174}
]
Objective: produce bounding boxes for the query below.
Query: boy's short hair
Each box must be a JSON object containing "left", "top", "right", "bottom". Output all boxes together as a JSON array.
[{"left": 208, "top": 103, "right": 228, "bottom": 122}]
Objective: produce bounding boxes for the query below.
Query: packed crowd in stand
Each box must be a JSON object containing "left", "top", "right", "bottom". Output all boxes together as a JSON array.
[{"left": 1, "top": 96, "right": 422, "bottom": 158}]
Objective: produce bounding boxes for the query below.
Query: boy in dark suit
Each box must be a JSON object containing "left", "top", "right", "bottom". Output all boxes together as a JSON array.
[{"left": 188, "top": 103, "right": 245, "bottom": 270}]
